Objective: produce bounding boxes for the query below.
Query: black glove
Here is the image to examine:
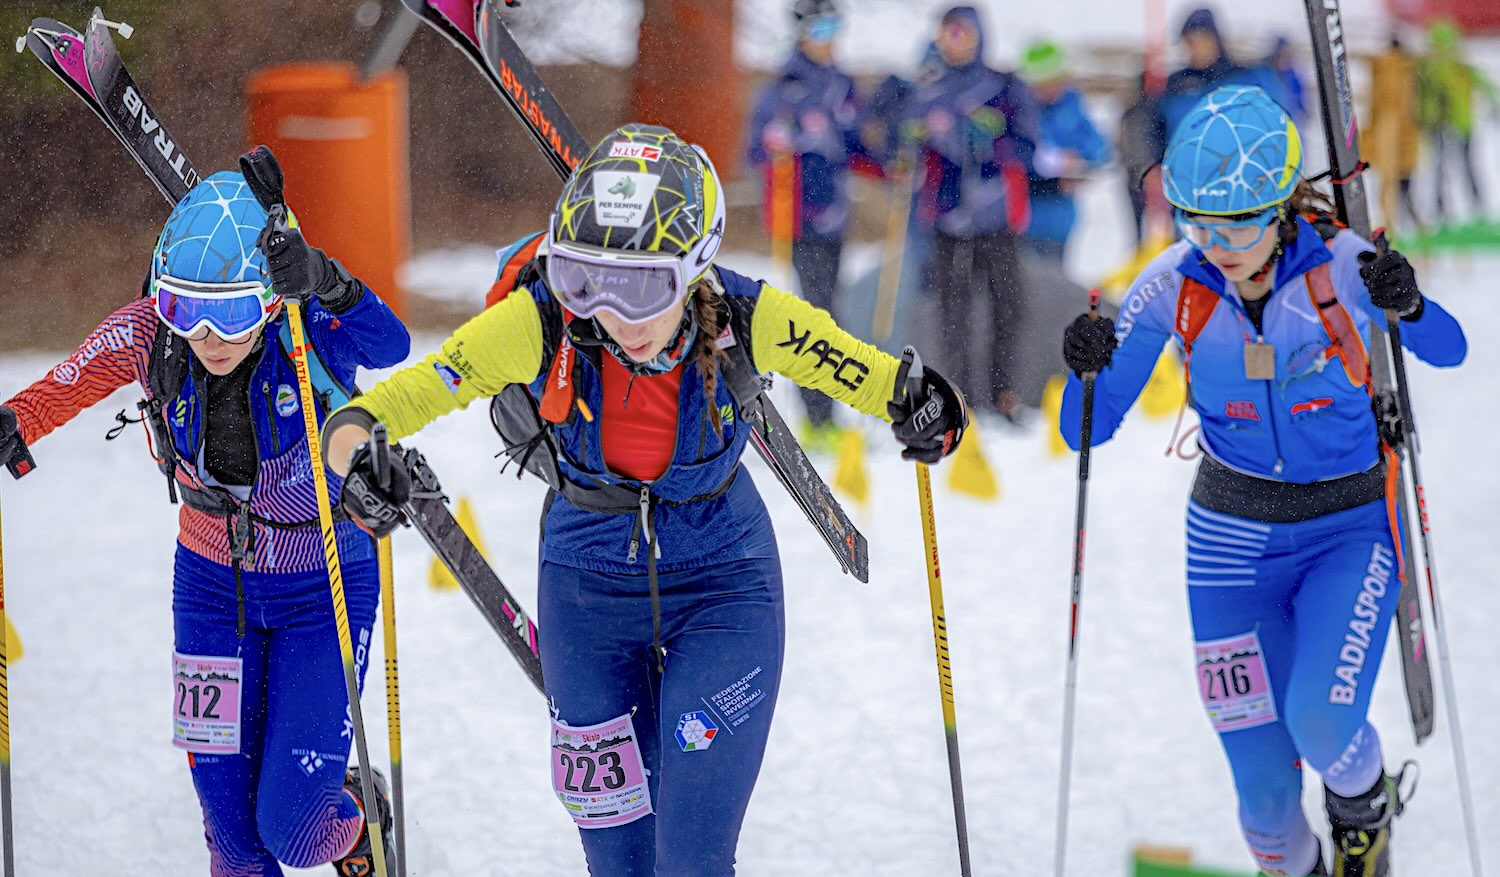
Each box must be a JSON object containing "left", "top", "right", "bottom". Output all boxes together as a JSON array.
[
  {"left": 257, "top": 223, "right": 361, "bottom": 313},
  {"left": 1358, "top": 246, "right": 1424, "bottom": 319},
  {"left": 1062, "top": 313, "right": 1118, "bottom": 376},
  {"left": 340, "top": 440, "right": 411, "bottom": 538},
  {"left": 0, "top": 405, "right": 35, "bottom": 477},
  {"left": 888, "top": 349, "right": 968, "bottom": 464}
]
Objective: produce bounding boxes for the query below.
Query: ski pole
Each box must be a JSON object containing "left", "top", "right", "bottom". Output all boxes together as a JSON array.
[
  {"left": 1054, "top": 289, "right": 1101, "bottom": 877},
  {"left": 0, "top": 491, "right": 14, "bottom": 877},
  {"left": 371, "top": 426, "right": 407, "bottom": 877},
  {"left": 239, "top": 146, "right": 390, "bottom": 877},
  {"left": 901, "top": 347, "right": 972, "bottom": 877},
  {"left": 1372, "top": 231, "right": 1483, "bottom": 876}
]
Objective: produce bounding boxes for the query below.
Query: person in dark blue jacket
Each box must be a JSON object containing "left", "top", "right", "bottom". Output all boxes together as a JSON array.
[
  {"left": 1059, "top": 87, "right": 1464, "bottom": 877},
  {"left": 1163, "top": 8, "right": 1290, "bottom": 138},
  {"left": 0, "top": 169, "right": 411, "bottom": 875},
  {"left": 1019, "top": 41, "right": 1112, "bottom": 264},
  {"left": 745, "top": 0, "right": 880, "bottom": 449},
  {"left": 904, "top": 4, "right": 1040, "bottom": 421}
]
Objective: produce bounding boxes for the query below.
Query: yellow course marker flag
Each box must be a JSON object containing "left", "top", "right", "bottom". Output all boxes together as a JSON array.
[
  {"left": 428, "top": 496, "right": 489, "bottom": 591},
  {"left": 946, "top": 420, "right": 999, "bottom": 501},
  {"left": 833, "top": 429, "right": 870, "bottom": 507}
]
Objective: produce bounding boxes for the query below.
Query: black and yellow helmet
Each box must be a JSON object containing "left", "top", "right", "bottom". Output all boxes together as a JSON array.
[{"left": 549, "top": 123, "right": 726, "bottom": 321}]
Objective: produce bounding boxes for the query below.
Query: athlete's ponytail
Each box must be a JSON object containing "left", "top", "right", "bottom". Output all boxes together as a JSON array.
[{"left": 690, "top": 280, "right": 730, "bottom": 433}]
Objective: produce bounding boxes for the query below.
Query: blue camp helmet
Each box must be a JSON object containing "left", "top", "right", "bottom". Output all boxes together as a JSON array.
[
  {"left": 151, "top": 171, "right": 290, "bottom": 341},
  {"left": 1162, "top": 85, "right": 1303, "bottom": 216}
]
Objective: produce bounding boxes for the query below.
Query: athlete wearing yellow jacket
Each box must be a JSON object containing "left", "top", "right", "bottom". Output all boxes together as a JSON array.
[{"left": 324, "top": 124, "right": 966, "bottom": 876}]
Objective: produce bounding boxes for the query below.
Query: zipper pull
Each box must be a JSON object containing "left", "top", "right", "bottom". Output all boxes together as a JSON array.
[
  {"left": 627, "top": 538, "right": 639, "bottom": 565},
  {"left": 637, "top": 486, "right": 652, "bottom": 548}
]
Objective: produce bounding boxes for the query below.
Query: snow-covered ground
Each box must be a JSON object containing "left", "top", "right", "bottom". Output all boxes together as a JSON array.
[{"left": 3, "top": 236, "right": 1496, "bottom": 876}]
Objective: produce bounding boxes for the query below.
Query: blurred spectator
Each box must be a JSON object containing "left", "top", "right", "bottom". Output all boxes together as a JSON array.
[
  {"left": 745, "top": 0, "right": 879, "bottom": 449},
  {"left": 902, "top": 5, "right": 1039, "bottom": 421},
  {"left": 1019, "top": 41, "right": 1112, "bottom": 265},
  {"left": 1418, "top": 20, "right": 1498, "bottom": 222},
  {"left": 1367, "top": 35, "right": 1425, "bottom": 234},
  {"left": 1161, "top": 8, "right": 1288, "bottom": 138},
  {"left": 1260, "top": 35, "right": 1308, "bottom": 125},
  {"left": 1119, "top": 72, "right": 1168, "bottom": 245}
]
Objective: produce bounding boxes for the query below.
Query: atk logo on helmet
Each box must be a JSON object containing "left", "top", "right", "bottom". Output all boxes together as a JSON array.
[
  {"left": 592, "top": 171, "right": 660, "bottom": 228},
  {"left": 607, "top": 141, "right": 661, "bottom": 161}
]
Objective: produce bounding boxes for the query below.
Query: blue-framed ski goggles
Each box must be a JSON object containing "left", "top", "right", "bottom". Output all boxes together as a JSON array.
[
  {"left": 802, "top": 14, "right": 842, "bottom": 43},
  {"left": 154, "top": 276, "right": 280, "bottom": 343},
  {"left": 1175, "top": 207, "right": 1281, "bottom": 253}
]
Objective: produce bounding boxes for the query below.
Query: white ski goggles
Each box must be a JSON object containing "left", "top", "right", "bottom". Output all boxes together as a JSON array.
[
  {"left": 154, "top": 276, "right": 280, "bottom": 343},
  {"left": 545, "top": 236, "right": 688, "bottom": 325}
]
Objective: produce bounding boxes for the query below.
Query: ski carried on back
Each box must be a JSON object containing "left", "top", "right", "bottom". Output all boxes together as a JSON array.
[
  {"left": 19, "top": 9, "right": 199, "bottom": 203},
  {"left": 18, "top": 9, "right": 545, "bottom": 696},
  {"left": 402, "top": 0, "right": 870, "bottom": 582},
  {"left": 1307, "top": 2, "right": 1484, "bottom": 870},
  {"left": 1300, "top": 0, "right": 1434, "bottom": 745}
]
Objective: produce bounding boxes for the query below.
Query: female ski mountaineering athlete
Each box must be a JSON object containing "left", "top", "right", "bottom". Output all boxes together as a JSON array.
[
  {"left": 1059, "top": 86, "right": 1466, "bottom": 877},
  {"left": 0, "top": 168, "right": 409, "bottom": 875},
  {"left": 321, "top": 123, "right": 968, "bottom": 876}
]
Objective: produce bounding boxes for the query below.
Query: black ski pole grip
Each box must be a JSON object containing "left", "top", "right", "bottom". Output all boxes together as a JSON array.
[
  {"left": 5, "top": 445, "right": 36, "bottom": 480},
  {"left": 371, "top": 423, "right": 391, "bottom": 493},
  {"left": 900, "top": 345, "right": 923, "bottom": 400},
  {"left": 239, "top": 145, "right": 286, "bottom": 214}
]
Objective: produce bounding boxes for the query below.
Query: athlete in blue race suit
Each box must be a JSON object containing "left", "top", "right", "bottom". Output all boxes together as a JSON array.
[
  {"left": 1059, "top": 87, "right": 1465, "bottom": 877},
  {"left": 2, "top": 169, "right": 410, "bottom": 875}
]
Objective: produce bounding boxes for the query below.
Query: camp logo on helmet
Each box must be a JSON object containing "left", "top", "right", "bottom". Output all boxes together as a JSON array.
[
  {"left": 592, "top": 171, "right": 660, "bottom": 228},
  {"left": 608, "top": 141, "right": 661, "bottom": 162}
]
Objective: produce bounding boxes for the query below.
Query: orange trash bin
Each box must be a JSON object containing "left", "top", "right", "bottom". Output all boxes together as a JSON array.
[{"left": 246, "top": 63, "right": 410, "bottom": 318}]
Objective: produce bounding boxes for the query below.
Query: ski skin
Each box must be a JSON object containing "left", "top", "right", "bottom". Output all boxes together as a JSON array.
[
  {"left": 404, "top": 0, "right": 870, "bottom": 582},
  {"left": 21, "top": 10, "right": 546, "bottom": 695},
  {"left": 1301, "top": 0, "right": 1434, "bottom": 742}
]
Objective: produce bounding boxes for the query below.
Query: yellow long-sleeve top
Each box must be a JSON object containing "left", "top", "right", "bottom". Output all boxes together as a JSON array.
[{"left": 338, "top": 264, "right": 900, "bottom": 573}]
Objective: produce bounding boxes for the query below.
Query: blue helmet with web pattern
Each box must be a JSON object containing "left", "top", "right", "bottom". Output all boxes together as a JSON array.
[
  {"left": 150, "top": 171, "right": 287, "bottom": 341},
  {"left": 1162, "top": 85, "right": 1302, "bottom": 216}
]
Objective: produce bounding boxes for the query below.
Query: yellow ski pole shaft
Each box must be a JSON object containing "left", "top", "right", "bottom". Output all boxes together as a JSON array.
[
  {"left": 241, "top": 143, "right": 388, "bottom": 876},
  {"left": 0, "top": 494, "right": 13, "bottom": 877},
  {"left": 902, "top": 348, "right": 971, "bottom": 876},
  {"left": 286, "top": 298, "right": 389, "bottom": 877},
  {"left": 373, "top": 426, "right": 406, "bottom": 877}
]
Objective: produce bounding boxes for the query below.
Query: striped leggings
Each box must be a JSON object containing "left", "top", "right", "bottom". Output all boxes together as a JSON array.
[{"left": 1184, "top": 499, "right": 1400, "bottom": 875}]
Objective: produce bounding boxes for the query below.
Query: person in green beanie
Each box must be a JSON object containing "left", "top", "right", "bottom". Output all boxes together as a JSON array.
[
  {"left": 1418, "top": 19, "right": 1499, "bottom": 222},
  {"left": 1019, "top": 41, "right": 1111, "bottom": 265}
]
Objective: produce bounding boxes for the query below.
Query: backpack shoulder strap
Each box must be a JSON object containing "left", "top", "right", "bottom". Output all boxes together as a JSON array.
[
  {"left": 1174, "top": 277, "right": 1221, "bottom": 386},
  {"left": 716, "top": 282, "right": 766, "bottom": 412},
  {"left": 277, "top": 319, "right": 354, "bottom": 411},
  {"left": 486, "top": 232, "right": 547, "bottom": 308},
  {"left": 1304, "top": 263, "right": 1370, "bottom": 391}
]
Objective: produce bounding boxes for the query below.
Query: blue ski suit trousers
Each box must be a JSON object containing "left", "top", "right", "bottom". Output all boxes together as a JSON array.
[
  {"left": 540, "top": 541, "right": 786, "bottom": 877},
  {"left": 172, "top": 546, "right": 379, "bottom": 875},
  {"left": 1185, "top": 499, "right": 1401, "bottom": 875}
]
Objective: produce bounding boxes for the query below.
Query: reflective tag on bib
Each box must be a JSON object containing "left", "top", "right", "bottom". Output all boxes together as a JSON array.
[
  {"left": 551, "top": 711, "right": 652, "bottom": 829},
  {"left": 1196, "top": 631, "right": 1277, "bottom": 732},
  {"left": 172, "top": 652, "right": 243, "bottom": 754}
]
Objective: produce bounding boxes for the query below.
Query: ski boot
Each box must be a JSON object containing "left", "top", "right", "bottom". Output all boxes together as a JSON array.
[
  {"left": 333, "top": 765, "right": 395, "bottom": 876},
  {"left": 1325, "top": 761, "right": 1418, "bottom": 877}
]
